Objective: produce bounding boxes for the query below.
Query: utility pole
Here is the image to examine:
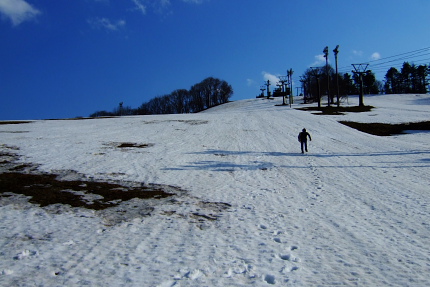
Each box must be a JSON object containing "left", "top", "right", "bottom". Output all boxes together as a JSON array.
[
  {"left": 278, "top": 76, "right": 288, "bottom": 105},
  {"left": 310, "top": 67, "right": 321, "bottom": 108},
  {"left": 119, "top": 102, "right": 123, "bottom": 116},
  {"left": 265, "top": 80, "right": 271, "bottom": 99},
  {"left": 323, "top": 46, "right": 330, "bottom": 107},
  {"left": 352, "top": 63, "right": 369, "bottom": 107},
  {"left": 287, "top": 68, "right": 294, "bottom": 106},
  {"left": 333, "top": 45, "right": 340, "bottom": 107}
]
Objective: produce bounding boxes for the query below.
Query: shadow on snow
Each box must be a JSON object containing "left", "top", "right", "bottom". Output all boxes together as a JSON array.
[{"left": 161, "top": 149, "right": 430, "bottom": 171}]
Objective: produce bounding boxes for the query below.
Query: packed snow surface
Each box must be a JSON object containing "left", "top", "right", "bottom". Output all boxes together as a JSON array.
[{"left": 0, "top": 94, "right": 429, "bottom": 286}]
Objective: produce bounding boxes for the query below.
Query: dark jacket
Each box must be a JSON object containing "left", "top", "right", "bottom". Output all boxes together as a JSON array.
[{"left": 298, "top": 131, "right": 311, "bottom": 142}]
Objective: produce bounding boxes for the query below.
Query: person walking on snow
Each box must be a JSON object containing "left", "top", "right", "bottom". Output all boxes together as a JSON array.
[{"left": 298, "top": 128, "right": 312, "bottom": 153}]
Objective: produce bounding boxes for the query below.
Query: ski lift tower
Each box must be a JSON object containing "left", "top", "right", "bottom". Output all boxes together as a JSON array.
[
  {"left": 278, "top": 76, "right": 288, "bottom": 105},
  {"left": 352, "top": 63, "right": 369, "bottom": 107},
  {"left": 265, "top": 80, "right": 271, "bottom": 99},
  {"left": 119, "top": 102, "right": 123, "bottom": 116}
]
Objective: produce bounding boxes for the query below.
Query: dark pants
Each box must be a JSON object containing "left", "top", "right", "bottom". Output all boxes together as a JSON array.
[{"left": 300, "top": 141, "right": 308, "bottom": 153}]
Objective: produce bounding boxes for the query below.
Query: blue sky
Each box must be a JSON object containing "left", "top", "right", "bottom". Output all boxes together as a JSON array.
[{"left": 1, "top": 0, "right": 429, "bottom": 120}]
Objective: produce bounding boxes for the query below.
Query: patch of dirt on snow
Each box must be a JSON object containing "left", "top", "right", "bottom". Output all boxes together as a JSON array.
[
  {"left": 339, "top": 120, "right": 430, "bottom": 136},
  {"left": 297, "top": 105, "right": 374, "bottom": 115},
  {"left": 0, "top": 172, "right": 174, "bottom": 210},
  {"left": 142, "top": 119, "right": 208, "bottom": 125},
  {"left": 0, "top": 145, "right": 174, "bottom": 212},
  {"left": 0, "top": 145, "right": 231, "bottom": 227},
  {"left": 0, "top": 121, "right": 33, "bottom": 125},
  {"left": 0, "top": 145, "right": 31, "bottom": 169},
  {"left": 103, "top": 142, "right": 155, "bottom": 149},
  {"left": 116, "top": 142, "right": 155, "bottom": 148}
]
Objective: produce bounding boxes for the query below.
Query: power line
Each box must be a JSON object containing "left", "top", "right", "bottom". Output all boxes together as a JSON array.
[
  {"left": 369, "top": 58, "right": 430, "bottom": 73},
  {"left": 338, "top": 46, "right": 430, "bottom": 73},
  {"left": 368, "top": 47, "right": 430, "bottom": 64},
  {"left": 369, "top": 52, "right": 430, "bottom": 68}
]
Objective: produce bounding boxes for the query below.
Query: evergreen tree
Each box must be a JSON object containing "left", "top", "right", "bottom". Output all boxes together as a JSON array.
[
  {"left": 340, "top": 73, "right": 358, "bottom": 95},
  {"left": 415, "top": 64, "right": 429, "bottom": 93},
  {"left": 385, "top": 62, "right": 429, "bottom": 94},
  {"left": 353, "top": 70, "right": 379, "bottom": 95},
  {"left": 401, "top": 62, "right": 414, "bottom": 93},
  {"left": 384, "top": 67, "right": 401, "bottom": 94},
  {"left": 363, "top": 70, "right": 380, "bottom": 94}
]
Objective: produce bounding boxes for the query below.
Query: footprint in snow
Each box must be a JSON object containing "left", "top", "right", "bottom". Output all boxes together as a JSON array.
[
  {"left": 185, "top": 269, "right": 203, "bottom": 280},
  {"left": 280, "top": 265, "right": 299, "bottom": 274},
  {"left": 264, "top": 274, "right": 276, "bottom": 284},
  {"left": 279, "top": 254, "right": 291, "bottom": 260},
  {"left": 278, "top": 253, "right": 300, "bottom": 263},
  {"left": 13, "top": 250, "right": 38, "bottom": 260}
]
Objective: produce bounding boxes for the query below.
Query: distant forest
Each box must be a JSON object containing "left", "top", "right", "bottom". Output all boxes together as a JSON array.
[
  {"left": 299, "top": 61, "right": 429, "bottom": 103},
  {"left": 90, "top": 77, "right": 233, "bottom": 117},
  {"left": 384, "top": 62, "right": 429, "bottom": 94}
]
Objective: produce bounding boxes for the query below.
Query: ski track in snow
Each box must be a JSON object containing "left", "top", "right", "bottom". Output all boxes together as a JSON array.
[{"left": 0, "top": 94, "right": 429, "bottom": 286}]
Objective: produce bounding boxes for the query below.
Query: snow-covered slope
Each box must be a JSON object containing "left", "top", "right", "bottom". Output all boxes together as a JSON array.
[{"left": 0, "top": 94, "right": 429, "bottom": 286}]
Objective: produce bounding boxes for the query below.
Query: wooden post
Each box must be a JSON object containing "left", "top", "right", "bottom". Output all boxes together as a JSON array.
[
  {"left": 333, "top": 45, "right": 340, "bottom": 107},
  {"left": 323, "top": 46, "right": 330, "bottom": 107}
]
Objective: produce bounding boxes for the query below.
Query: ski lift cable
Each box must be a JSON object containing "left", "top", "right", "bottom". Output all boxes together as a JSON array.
[
  {"left": 365, "top": 57, "right": 430, "bottom": 71},
  {"left": 369, "top": 51, "right": 430, "bottom": 67},
  {"left": 337, "top": 46, "right": 430, "bottom": 71}
]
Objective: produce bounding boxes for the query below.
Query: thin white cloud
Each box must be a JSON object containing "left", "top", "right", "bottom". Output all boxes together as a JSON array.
[
  {"left": 310, "top": 54, "right": 327, "bottom": 67},
  {"left": 160, "top": 0, "right": 171, "bottom": 7},
  {"left": 88, "top": 17, "right": 126, "bottom": 31},
  {"left": 131, "top": 0, "right": 147, "bottom": 15},
  {"left": 152, "top": 0, "right": 172, "bottom": 14},
  {"left": 129, "top": 0, "right": 204, "bottom": 16},
  {"left": 371, "top": 52, "right": 381, "bottom": 60},
  {"left": 246, "top": 79, "right": 254, "bottom": 87},
  {"left": 130, "top": 0, "right": 170, "bottom": 15},
  {"left": 0, "top": 0, "right": 41, "bottom": 26},
  {"left": 262, "top": 71, "right": 280, "bottom": 85},
  {"left": 182, "top": 0, "right": 205, "bottom": 3},
  {"left": 352, "top": 50, "right": 363, "bottom": 57}
]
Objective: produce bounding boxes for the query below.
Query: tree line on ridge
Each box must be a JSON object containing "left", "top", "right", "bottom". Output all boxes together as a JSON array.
[{"left": 90, "top": 77, "right": 233, "bottom": 117}]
